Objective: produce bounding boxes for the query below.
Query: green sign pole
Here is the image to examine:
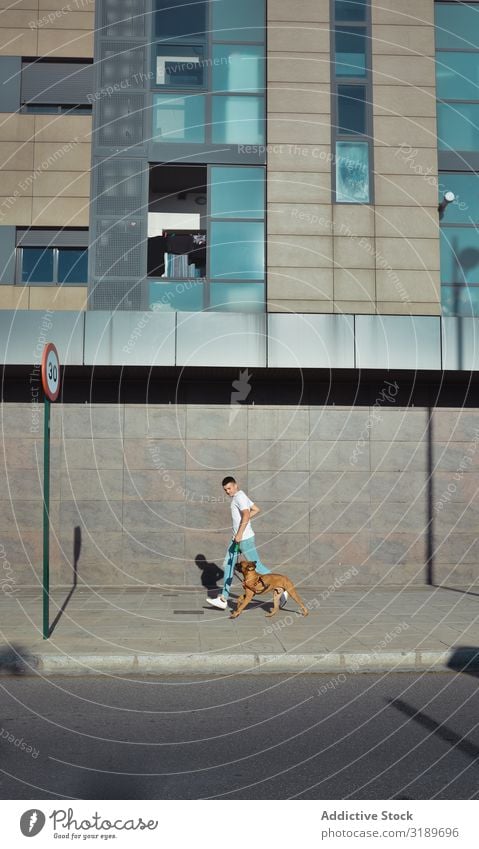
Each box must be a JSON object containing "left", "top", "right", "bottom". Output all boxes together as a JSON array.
[{"left": 42, "top": 395, "right": 50, "bottom": 640}]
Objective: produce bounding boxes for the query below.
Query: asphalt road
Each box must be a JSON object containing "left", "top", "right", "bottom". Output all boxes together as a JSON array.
[{"left": 0, "top": 671, "right": 478, "bottom": 799}]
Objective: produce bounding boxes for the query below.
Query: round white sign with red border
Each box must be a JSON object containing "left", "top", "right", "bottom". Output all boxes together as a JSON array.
[{"left": 41, "top": 343, "right": 60, "bottom": 402}]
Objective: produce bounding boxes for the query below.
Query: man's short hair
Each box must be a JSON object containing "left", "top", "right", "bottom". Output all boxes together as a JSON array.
[{"left": 222, "top": 476, "right": 236, "bottom": 487}]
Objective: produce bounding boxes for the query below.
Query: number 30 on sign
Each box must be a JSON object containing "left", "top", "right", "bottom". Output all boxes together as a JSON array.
[{"left": 41, "top": 343, "right": 60, "bottom": 402}]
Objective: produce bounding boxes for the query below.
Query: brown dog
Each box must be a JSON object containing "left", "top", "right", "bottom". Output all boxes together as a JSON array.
[{"left": 230, "top": 560, "right": 309, "bottom": 619}]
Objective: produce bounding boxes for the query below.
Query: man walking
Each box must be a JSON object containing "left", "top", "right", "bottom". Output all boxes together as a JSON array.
[{"left": 206, "top": 476, "right": 287, "bottom": 611}]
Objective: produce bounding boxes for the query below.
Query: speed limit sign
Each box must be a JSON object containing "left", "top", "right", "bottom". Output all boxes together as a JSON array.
[{"left": 41, "top": 342, "right": 60, "bottom": 402}]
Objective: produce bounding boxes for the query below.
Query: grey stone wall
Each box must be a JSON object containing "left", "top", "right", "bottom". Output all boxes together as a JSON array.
[{"left": 0, "top": 401, "right": 478, "bottom": 590}]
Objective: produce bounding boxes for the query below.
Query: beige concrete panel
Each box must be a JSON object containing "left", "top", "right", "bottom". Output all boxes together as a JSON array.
[
  {"left": 333, "top": 205, "right": 374, "bottom": 238},
  {"left": 268, "top": 0, "right": 329, "bottom": 22},
  {"left": 35, "top": 10, "right": 94, "bottom": 28},
  {"left": 373, "top": 86, "right": 436, "bottom": 117},
  {"left": 376, "top": 269, "right": 440, "bottom": 302},
  {"left": 268, "top": 23, "right": 330, "bottom": 53},
  {"left": 0, "top": 171, "right": 33, "bottom": 196},
  {"left": 37, "top": 28, "right": 93, "bottom": 57},
  {"left": 0, "top": 11, "right": 41, "bottom": 27},
  {"left": 268, "top": 83, "right": 330, "bottom": 114},
  {"left": 0, "top": 141, "right": 34, "bottom": 170},
  {"left": 268, "top": 53, "right": 330, "bottom": 84},
  {"left": 31, "top": 195, "right": 89, "bottom": 225},
  {"left": 0, "top": 114, "right": 34, "bottom": 142},
  {"left": 33, "top": 141, "right": 90, "bottom": 171},
  {"left": 267, "top": 267, "right": 334, "bottom": 300},
  {"left": 374, "top": 116, "right": 437, "bottom": 148},
  {"left": 0, "top": 28, "right": 37, "bottom": 54},
  {"left": 267, "top": 299, "right": 334, "bottom": 313},
  {"left": 333, "top": 301, "right": 375, "bottom": 313},
  {"left": 0, "top": 286, "right": 29, "bottom": 308},
  {"left": 29, "top": 285, "right": 87, "bottom": 310},
  {"left": 375, "top": 206, "right": 439, "bottom": 239},
  {"left": 334, "top": 269, "right": 376, "bottom": 301},
  {"left": 38, "top": 0, "right": 94, "bottom": 9},
  {"left": 267, "top": 171, "right": 331, "bottom": 204},
  {"left": 267, "top": 235, "right": 333, "bottom": 268},
  {"left": 374, "top": 146, "right": 437, "bottom": 177},
  {"left": 376, "top": 302, "right": 441, "bottom": 315},
  {"left": 371, "top": 0, "right": 435, "bottom": 25},
  {"left": 0, "top": 0, "right": 38, "bottom": 8},
  {"left": 267, "top": 113, "right": 330, "bottom": 145},
  {"left": 34, "top": 114, "right": 92, "bottom": 142},
  {"left": 334, "top": 236, "right": 376, "bottom": 269},
  {"left": 375, "top": 174, "right": 438, "bottom": 207},
  {"left": 375, "top": 237, "right": 440, "bottom": 271},
  {"left": 372, "top": 25, "right": 435, "bottom": 56},
  {"left": 373, "top": 56, "right": 436, "bottom": 87},
  {"left": 32, "top": 170, "right": 90, "bottom": 197},
  {"left": 268, "top": 144, "right": 331, "bottom": 172},
  {"left": 267, "top": 203, "right": 332, "bottom": 235},
  {"left": 0, "top": 196, "right": 32, "bottom": 224}
]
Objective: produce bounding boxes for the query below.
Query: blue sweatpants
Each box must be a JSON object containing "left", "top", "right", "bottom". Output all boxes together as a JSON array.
[{"left": 221, "top": 536, "right": 270, "bottom": 600}]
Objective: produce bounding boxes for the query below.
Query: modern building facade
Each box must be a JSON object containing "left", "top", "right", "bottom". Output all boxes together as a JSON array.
[{"left": 1, "top": 0, "right": 479, "bottom": 592}]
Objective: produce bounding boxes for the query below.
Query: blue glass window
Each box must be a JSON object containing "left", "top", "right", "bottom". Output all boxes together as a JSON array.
[
  {"left": 438, "top": 173, "right": 479, "bottom": 223},
  {"left": 211, "top": 95, "right": 264, "bottom": 144},
  {"left": 153, "top": 93, "right": 205, "bottom": 142},
  {"left": 58, "top": 248, "right": 88, "bottom": 284},
  {"left": 155, "top": 0, "right": 207, "bottom": 42},
  {"left": 210, "top": 167, "right": 264, "bottom": 218},
  {"left": 210, "top": 221, "right": 264, "bottom": 279},
  {"left": 435, "top": 3, "right": 479, "bottom": 50},
  {"left": 335, "top": 27, "right": 367, "bottom": 77},
  {"left": 442, "top": 285, "right": 479, "bottom": 317},
  {"left": 440, "top": 227, "right": 479, "bottom": 285},
  {"left": 154, "top": 45, "right": 205, "bottom": 87},
  {"left": 212, "top": 45, "right": 264, "bottom": 92},
  {"left": 21, "top": 247, "right": 53, "bottom": 283},
  {"left": 335, "top": 0, "right": 366, "bottom": 21},
  {"left": 437, "top": 102, "right": 479, "bottom": 151},
  {"left": 212, "top": 0, "right": 264, "bottom": 43},
  {"left": 436, "top": 52, "right": 479, "bottom": 101},
  {"left": 336, "top": 141, "right": 369, "bottom": 202},
  {"left": 209, "top": 282, "right": 264, "bottom": 312},
  {"left": 337, "top": 84, "right": 366, "bottom": 134},
  {"left": 148, "top": 279, "right": 204, "bottom": 311}
]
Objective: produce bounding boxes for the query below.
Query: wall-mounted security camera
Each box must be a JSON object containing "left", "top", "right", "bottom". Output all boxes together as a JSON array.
[{"left": 438, "top": 190, "right": 456, "bottom": 218}]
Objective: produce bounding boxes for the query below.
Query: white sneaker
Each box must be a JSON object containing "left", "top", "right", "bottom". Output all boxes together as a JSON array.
[
  {"left": 206, "top": 596, "right": 228, "bottom": 610},
  {"left": 279, "top": 590, "right": 288, "bottom": 609}
]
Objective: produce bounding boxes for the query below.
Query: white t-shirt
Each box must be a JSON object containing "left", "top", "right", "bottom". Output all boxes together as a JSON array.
[{"left": 231, "top": 490, "right": 255, "bottom": 540}]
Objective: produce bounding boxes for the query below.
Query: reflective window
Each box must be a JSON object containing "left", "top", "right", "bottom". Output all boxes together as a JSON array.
[
  {"left": 21, "top": 248, "right": 53, "bottom": 283},
  {"left": 212, "top": 0, "right": 264, "bottom": 42},
  {"left": 58, "top": 248, "right": 88, "bottom": 284},
  {"left": 212, "top": 45, "right": 264, "bottom": 92},
  {"left": 437, "top": 102, "right": 479, "bottom": 151},
  {"left": 152, "top": 93, "right": 205, "bottom": 142},
  {"left": 442, "top": 285, "right": 479, "bottom": 317},
  {"left": 438, "top": 173, "right": 479, "bottom": 223},
  {"left": 440, "top": 227, "right": 479, "bottom": 284},
  {"left": 210, "top": 221, "right": 264, "bottom": 279},
  {"left": 148, "top": 279, "right": 204, "bottom": 311},
  {"left": 211, "top": 95, "right": 264, "bottom": 143},
  {"left": 436, "top": 52, "right": 479, "bottom": 101},
  {"left": 335, "top": 141, "right": 369, "bottom": 202},
  {"left": 435, "top": 3, "right": 479, "bottom": 50},
  {"left": 155, "top": 0, "right": 207, "bottom": 41},
  {"left": 337, "top": 85, "right": 366, "bottom": 134},
  {"left": 335, "top": 27, "right": 367, "bottom": 76},
  {"left": 335, "top": 0, "right": 367, "bottom": 21},
  {"left": 209, "top": 282, "right": 264, "bottom": 311},
  {"left": 210, "top": 167, "right": 264, "bottom": 218},
  {"left": 154, "top": 45, "right": 205, "bottom": 87}
]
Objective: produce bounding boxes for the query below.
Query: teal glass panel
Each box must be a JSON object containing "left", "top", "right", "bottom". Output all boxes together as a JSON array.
[
  {"left": 210, "top": 221, "right": 264, "bottom": 279},
  {"left": 211, "top": 95, "right": 264, "bottom": 143},
  {"left": 58, "top": 248, "right": 88, "bottom": 284},
  {"left": 440, "top": 227, "right": 479, "bottom": 284},
  {"left": 336, "top": 141, "right": 369, "bottom": 202},
  {"left": 435, "top": 3, "right": 479, "bottom": 50},
  {"left": 436, "top": 52, "right": 479, "bottom": 101},
  {"left": 335, "top": 27, "right": 367, "bottom": 77},
  {"left": 154, "top": 45, "right": 205, "bottom": 87},
  {"left": 437, "top": 102, "right": 479, "bottom": 151},
  {"left": 210, "top": 167, "right": 264, "bottom": 218},
  {"left": 155, "top": 0, "right": 207, "bottom": 42},
  {"left": 152, "top": 93, "right": 205, "bottom": 142},
  {"left": 212, "top": 0, "right": 264, "bottom": 43},
  {"left": 337, "top": 84, "right": 366, "bottom": 134},
  {"left": 22, "top": 247, "right": 53, "bottom": 283},
  {"left": 212, "top": 45, "right": 264, "bottom": 92},
  {"left": 335, "top": 0, "right": 366, "bottom": 22},
  {"left": 148, "top": 279, "right": 204, "bottom": 311},
  {"left": 442, "top": 285, "right": 479, "bottom": 317},
  {"left": 438, "top": 173, "right": 479, "bottom": 223},
  {"left": 209, "top": 282, "right": 264, "bottom": 312}
]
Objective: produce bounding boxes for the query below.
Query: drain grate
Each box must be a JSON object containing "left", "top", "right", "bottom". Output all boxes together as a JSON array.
[{"left": 173, "top": 610, "right": 204, "bottom": 615}]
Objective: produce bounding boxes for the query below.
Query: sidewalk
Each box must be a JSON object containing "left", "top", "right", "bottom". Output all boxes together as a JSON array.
[{"left": 1, "top": 585, "right": 478, "bottom": 676}]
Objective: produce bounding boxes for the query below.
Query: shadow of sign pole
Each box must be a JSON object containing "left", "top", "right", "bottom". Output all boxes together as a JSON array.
[{"left": 41, "top": 343, "right": 60, "bottom": 640}]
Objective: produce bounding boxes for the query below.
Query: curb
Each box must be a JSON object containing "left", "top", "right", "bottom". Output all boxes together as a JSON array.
[{"left": 9, "top": 649, "right": 474, "bottom": 677}]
